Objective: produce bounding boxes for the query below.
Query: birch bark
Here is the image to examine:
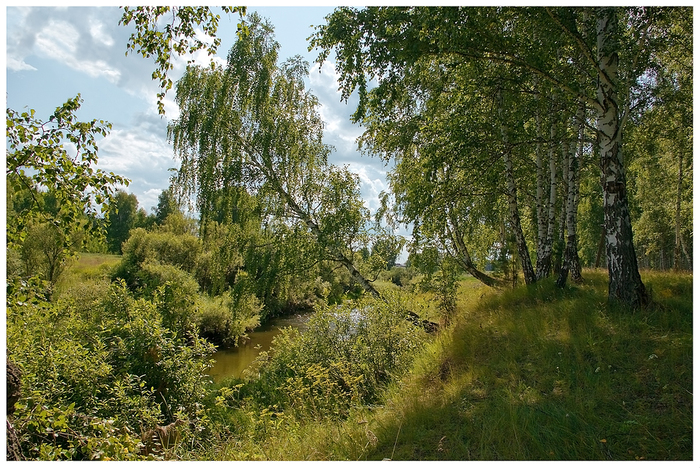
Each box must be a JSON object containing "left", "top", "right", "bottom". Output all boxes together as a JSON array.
[
  {"left": 498, "top": 90, "right": 536, "bottom": 285},
  {"left": 556, "top": 104, "right": 584, "bottom": 286},
  {"left": 595, "top": 8, "right": 648, "bottom": 307},
  {"left": 535, "top": 112, "right": 558, "bottom": 280}
]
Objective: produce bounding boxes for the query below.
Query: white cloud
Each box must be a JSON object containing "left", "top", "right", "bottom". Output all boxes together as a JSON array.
[
  {"left": 35, "top": 19, "right": 78, "bottom": 55},
  {"left": 6, "top": 57, "right": 37, "bottom": 72},
  {"left": 90, "top": 21, "right": 115, "bottom": 48},
  {"left": 6, "top": 6, "right": 398, "bottom": 220},
  {"left": 96, "top": 120, "right": 176, "bottom": 213},
  {"left": 32, "top": 19, "right": 122, "bottom": 83},
  {"left": 307, "top": 60, "right": 393, "bottom": 217}
]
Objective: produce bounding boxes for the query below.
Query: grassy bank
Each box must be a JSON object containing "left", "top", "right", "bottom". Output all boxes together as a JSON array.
[{"left": 206, "top": 269, "right": 692, "bottom": 460}]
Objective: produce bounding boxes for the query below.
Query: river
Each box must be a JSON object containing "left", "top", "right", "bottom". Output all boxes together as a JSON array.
[{"left": 207, "top": 313, "right": 311, "bottom": 382}]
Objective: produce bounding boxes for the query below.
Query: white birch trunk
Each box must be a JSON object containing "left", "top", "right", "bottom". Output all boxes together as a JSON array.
[
  {"left": 535, "top": 111, "right": 548, "bottom": 277},
  {"left": 596, "top": 7, "right": 647, "bottom": 307},
  {"left": 556, "top": 105, "right": 584, "bottom": 286},
  {"left": 535, "top": 114, "right": 558, "bottom": 280},
  {"left": 497, "top": 90, "right": 536, "bottom": 285}
]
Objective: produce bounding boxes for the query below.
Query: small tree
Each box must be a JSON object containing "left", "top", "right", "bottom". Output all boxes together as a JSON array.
[
  {"left": 106, "top": 190, "right": 139, "bottom": 254},
  {"left": 169, "top": 14, "right": 380, "bottom": 297},
  {"left": 154, "top": 188, "right": 182, "bottom": 225}
]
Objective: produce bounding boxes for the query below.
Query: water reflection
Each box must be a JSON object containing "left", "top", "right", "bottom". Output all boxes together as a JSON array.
[{"left": 207, "top": 313, "right": 310, "bottom": 382}]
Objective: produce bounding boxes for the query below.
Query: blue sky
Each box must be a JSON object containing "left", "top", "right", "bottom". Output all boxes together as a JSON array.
[{"left": 5, "top": 5, "right": 392, "bottom": 224}]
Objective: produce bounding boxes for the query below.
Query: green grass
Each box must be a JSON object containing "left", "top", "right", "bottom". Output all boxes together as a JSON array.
[
  {"left": 210, "top": 269, "right": 692, "bottom": 461},
  {"left": 54, "top": 252, "right": 122, "bottom": 299},
  {"left": 66, "top": 252, "right": 121, "bottom": 279},
  {"left": 52, "top": 256, "right": 692, "bottom": 461}
]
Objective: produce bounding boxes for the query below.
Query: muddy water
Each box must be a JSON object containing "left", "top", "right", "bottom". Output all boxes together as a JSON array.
[{"left": 207, "top": 313, "right": 310, "bottom": 382}]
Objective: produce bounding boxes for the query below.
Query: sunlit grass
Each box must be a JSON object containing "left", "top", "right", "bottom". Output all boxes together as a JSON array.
[
  {"left": 224, "top": 269, "right": 692, "bottom": 460},
  {"left": 66, "top": 252, "right": 121, "bottom": 278},
  {"left": 54, "top": 252, "right": 122, "bottom": 296}
]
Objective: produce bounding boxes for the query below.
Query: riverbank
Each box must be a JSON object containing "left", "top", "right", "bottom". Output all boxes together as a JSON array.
[
  {"left": 208, "top": 312, "right": 311, "bottom": 381},
  {"left": 197, "top": 270, "right": 693, "bottom": 460}
]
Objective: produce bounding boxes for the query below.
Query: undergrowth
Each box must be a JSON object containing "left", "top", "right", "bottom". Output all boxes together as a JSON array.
[{"left": 199, "top": 269, "right": 692, "bottom": 461}]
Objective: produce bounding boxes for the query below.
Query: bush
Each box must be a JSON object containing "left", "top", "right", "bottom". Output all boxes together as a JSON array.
[
  {"left": 196, "top": 293, "right": 260, "bottom": 348},
  {"left": 19, "top": 222, "right": 70, "bottom": 284},
  {"left": 379, "top": 266, "right": 416, "bottom": 288},
  {"left": 245, "top": 293, "right": 426, "bottom": 419},
  {"left": 7, "top": 279, "right": 215, "bottom": 460},
  {"left": 137, "top": 262, "right": 200, "bottom": 335},
  {"left": 115, "top": 228, "right": 202, "bottom": 288}
]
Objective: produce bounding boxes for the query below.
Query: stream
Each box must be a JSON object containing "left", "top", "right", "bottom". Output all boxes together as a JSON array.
[{"left": 207, "top": 313, "right": 311, "bottom": 382}]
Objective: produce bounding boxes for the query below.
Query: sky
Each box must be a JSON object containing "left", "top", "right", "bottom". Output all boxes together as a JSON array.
[{"left": 4, "top": 4, "right": 393, "bottom": 227}]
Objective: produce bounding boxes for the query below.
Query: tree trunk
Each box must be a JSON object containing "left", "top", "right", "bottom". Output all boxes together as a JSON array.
[
  {"left": 594, "top": 228, "right": 606, "bottom": 268},
  {"left": 535, "top": 111, "right": 547, "bottom": 277},
  {"left": 498, "top": 90, "right": 536, "bottom": 285},
  {"left": 556, "top": 140, "right": 573, "bottom": 287},
  {"left": 673, "top": 151, "right": 683, "bottom": 270},
  {"left": 553, "top": 137, "right": 568, "bottom": 276},
  {"left": 557, "top": 105, "right": 585, "bottom": 287},
  {"left": 446, "top": 218, "right": 501, "bottom": 287},
  {"left": 503, "top": 149, "right": 537, "bottom": 285},
  {"left": 273, "top": 175, "right": 381, "bottom": 298},
  {"left": 570, "top": 104, "right": 585, "bottom": 284},
  {"left": 595, "top": 8, "right": 648, "bottom": 308},
  {"left": 535, "top": 111, "right": 557, "bottom": 280},
  {"left": 680, "top": 231, "right": 691, "bottom": 271}
]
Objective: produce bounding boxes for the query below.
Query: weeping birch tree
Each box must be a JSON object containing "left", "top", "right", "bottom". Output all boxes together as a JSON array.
[{"left": 168, "top": 15, "right": 380, "bottom": 297}]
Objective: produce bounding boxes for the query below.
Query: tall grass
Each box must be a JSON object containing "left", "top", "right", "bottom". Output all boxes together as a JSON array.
[{"left": 217, "top": 269, "right": 692, "bottom": 461}]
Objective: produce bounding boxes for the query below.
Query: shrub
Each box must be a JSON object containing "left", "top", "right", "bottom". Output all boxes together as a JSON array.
[
  {"left": 115, "top": 228, "right": 202, "bottom": 288},
  {"left": 379, "top": 266, "right": 416, "bottom": 288},
  {"left": 245, "top": 293, "right": 426, "bottom": 419},
  {"left": 137, "top": 262, "right": 200, "bottom": 335},
  {"left": 7, "top": 279, "right": 215, "bottom": 460},
  {"left": 19, "top": 222, "right": 70, "bottom": 284},
  {"left": 196, "top": 293, "right": 260, "bottom": 348}
]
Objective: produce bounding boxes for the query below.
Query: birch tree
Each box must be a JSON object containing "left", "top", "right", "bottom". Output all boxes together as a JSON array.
[
  {"left": 120, "top": 6, "right": 247, "bottom": 115},
  {"left": 311, "top": 6, "right": 683, "bottom": 307},
  {"left": 168, "top": 15, "right": 380, "bottom": 297}
]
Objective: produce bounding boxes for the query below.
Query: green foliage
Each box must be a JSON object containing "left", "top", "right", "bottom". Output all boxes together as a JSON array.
[
  {"left": 311, "top": 6, "right": 688, "bottom": 304},
  {"left": 18, "top": 221, "right": 71, "bottom": 284},
  {"left": 111, "top": 213, "right": 272, "bottom": 346},
  {"left": 115, "top": 224, "right": 202, "bottom": 287},
  {"left": 7, "top": 276, "right": 215, "bottom": 460},
  {"left": 196, "top": 296, "right": 236, "bottom": 345},
  {"left": 6, "top": 95, "right": 128, "bottom": 248},
  {"left": 120, "top": 6, "right": 247, "bottom": 115},
  {"left": 244, "top": 293, "right": 426, "bottom": 419},
  {"left": 410, "top": 246, "right": 461, "bottom": 324},
  {"left": 105, "top": 286, "right": 215, "bottom": 421},
  {"left": 138, "top": 262, "right": 200, "bottom": 335},
  {"left": 154, "top": 187, "right": 183, "bottom": 225},
  {"left": 195, "top": 282, "right": 262, "bottom": 348},
  {"left": 5, "top": 96, "right": 127, "bottom": 286},
  {"left": 624, "top": 10, "right": 693, "bottom": 271},
  {"left": 379, "top": 265, "right": 416, "bottom": 288},
  {"left": 105, "top": 190, "right": 140, "bottom": 254},
  {"left": 218, "top": 270, "right": 691, "bottom": 461},
  {"left": 169, "top": 13, "right": 380, "bottom": 297}
]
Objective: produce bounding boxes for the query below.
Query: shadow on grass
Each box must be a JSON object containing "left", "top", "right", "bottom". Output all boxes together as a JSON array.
[{"left": 357, "top": 271, "right": 692, "bottom": 461}]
